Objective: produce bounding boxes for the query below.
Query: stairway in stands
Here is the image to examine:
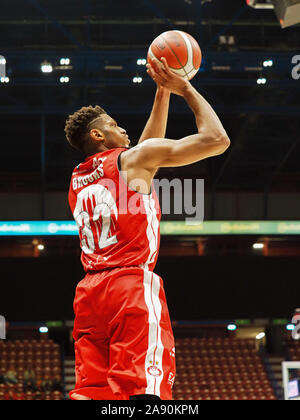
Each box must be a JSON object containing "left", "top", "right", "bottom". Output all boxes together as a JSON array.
[
  {"left": 262, "top": 355, "right": 284, "bottom": 400},
  {"left": 64, "top": 357, "right": 75, "bottom": 397}
]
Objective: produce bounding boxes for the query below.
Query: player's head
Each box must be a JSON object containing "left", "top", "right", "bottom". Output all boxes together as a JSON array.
[{"left": 64, "top": 105, "right": 130, "bottom": 156}]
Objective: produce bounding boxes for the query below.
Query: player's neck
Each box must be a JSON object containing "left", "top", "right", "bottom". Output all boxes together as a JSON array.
[{"left": 85, "top": 143, "right": 108, "bottom": 158}]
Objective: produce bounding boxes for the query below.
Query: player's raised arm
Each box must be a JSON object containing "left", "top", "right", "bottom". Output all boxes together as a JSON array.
[
  {"left": 138, "top": 83, "right": 171, "bottom": 144},
  {"left": 122, "top": 57, "right": 230, "bottom": 171}
]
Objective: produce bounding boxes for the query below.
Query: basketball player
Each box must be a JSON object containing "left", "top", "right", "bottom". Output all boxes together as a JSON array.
[{"left": 65, "top": 57, "right": 230, "bottom": 401}]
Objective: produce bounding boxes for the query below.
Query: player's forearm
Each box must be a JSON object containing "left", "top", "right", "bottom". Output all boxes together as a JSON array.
[
  {"left": 138, "top": 87, "right": 171, "bottom": 144},
  {"left": 183, "top": 84, "right": 228, "bottom": 140}
]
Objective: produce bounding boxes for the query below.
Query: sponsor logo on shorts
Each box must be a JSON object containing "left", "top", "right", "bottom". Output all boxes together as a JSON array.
[
  {"left": 147, "top": 365, "right": 162, "bottom": 377},
  {"left": 167, "top": 372, "right": 175, "bottom": 387}
]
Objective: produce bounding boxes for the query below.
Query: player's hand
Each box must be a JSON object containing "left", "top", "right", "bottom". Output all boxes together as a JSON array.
[
  {"left": 146, "top": 59, "right": 170, "bottom": 93},
  {"left": 146, "top": 57, "right": 190, "bottom": 97}
]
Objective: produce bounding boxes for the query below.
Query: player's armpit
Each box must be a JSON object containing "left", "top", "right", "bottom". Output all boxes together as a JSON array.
[{"left": 123, "top": 133, "right": 230, "bottom": 171}]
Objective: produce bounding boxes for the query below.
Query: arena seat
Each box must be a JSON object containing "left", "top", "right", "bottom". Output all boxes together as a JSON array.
[
  {"left": 0, "top": 339, "right": 64, "bottom": 400},
  {"left": 172, "top": 337, "right": 276, "bottom": 400}
]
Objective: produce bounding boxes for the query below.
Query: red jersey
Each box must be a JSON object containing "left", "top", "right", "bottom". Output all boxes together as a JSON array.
[{"left": 68, "top": 148, "right": 161, "bottom": 272}]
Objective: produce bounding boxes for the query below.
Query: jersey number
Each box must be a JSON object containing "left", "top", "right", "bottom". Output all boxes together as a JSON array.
[{"left": 73, "top": 185, "right": 118, "bottom": 254}]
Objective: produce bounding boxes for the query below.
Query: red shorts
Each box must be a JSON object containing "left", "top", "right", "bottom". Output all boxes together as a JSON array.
[{"left": 69, "top": 266, "right": 176, "bottom": 400}]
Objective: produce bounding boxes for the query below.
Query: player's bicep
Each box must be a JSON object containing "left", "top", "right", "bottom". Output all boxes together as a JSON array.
[{"left": 133, "top": 135, "right": 228, "bottom": 169}]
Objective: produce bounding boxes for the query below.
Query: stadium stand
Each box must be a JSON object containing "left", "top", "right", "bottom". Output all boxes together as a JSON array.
[
  {"left": 63, "top": 336, "right": 279, "bottom": 400},
  {"left": 1, "top": 331, "right": 297, "bottom": 400},
  {"left": 0, "top": 339, "right": 64, "bottom": 400},
  {"left": 172, "top": 337, "right": 277, "bottom": 400}
]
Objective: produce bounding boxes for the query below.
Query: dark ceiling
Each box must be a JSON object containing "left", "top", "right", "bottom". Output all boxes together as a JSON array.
[{"left": 0, "top": 0, "right": 299, "bottom": 196}]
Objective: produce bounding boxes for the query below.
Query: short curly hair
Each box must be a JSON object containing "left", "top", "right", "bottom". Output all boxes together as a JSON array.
[{"left": 64, "top": 105, "right": 106, "bottom": 154}]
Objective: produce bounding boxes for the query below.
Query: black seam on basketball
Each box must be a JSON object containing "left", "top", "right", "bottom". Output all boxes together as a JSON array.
[
  {"left": 182, "top": 67, "right": 198, "bottom": 80},
  {"left": 161, "top": 33, "right": 189, "bottom": 78},
  {"left": 186, "top": 67, "right": 197, "bottom": 75}
]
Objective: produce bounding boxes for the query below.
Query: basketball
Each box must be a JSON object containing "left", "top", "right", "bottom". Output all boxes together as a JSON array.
[{"left": 147, "top": 30, "right": 202, "bottom": 81}]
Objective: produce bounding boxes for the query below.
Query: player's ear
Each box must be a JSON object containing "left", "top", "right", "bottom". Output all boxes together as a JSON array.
[{"left": 90, "top": 128, "right": 105, "bottom": 143}]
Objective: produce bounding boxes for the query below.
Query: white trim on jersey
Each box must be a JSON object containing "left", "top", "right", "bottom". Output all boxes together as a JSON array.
[
  {"left": 142, "top": 195, "right": 159, "bottom": 269},
  {"left": 141, "top": 194, "right": 163, "bottom": 397},
  {"left": 142, "top": 269, "right": 164, "bottom": 398}
]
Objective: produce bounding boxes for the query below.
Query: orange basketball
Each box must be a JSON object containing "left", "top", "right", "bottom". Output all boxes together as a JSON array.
[{"left": 147, "top": 30, "right": 202, "bottom": 81}]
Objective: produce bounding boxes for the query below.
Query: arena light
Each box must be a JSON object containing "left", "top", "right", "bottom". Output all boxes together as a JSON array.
[
  {"left": 256, "top": 332, "right": 266, "bottom": 340},
  {"left": 0, "top": 77, "right": 9, "bottom": 83},
  {"left": 263, "top": 60, "right": 273, "bottom": 67},
  {"left": 60, "top": 58, "right": 70, "bottom": 65},
  {"left": 39, "top": 326, "right": 48, "bottom": 333},
  {"left": 253, "top": 242, "right": 264, "bottom": 249},
  {"left": 60, "top": 76, "right": 70, "bottom": 83},
  {"left": 41, "top": 61, "right": 53, "bottom": 73},
  {"left": 133, "top": 76, "right": 143, "bottom": 84},
  {"left": 257, "top": 78, "right": 267, "bottom": 85},
  {"left": 37, "top": 244, "right": 44, "bottom": 251},
  {"left": 227, "top": 324, "right": 237, "bottom": 331},
  {"left": 137, "top": 58, "right": 147, "bottom": 66}
]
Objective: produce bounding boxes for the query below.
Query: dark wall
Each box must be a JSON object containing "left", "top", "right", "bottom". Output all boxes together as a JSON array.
[
  {"left": 157, "top": 256, "right": 299, "bottom": 321},
  {"left": 0, "top": 257, "right": 84, "bottom": 323},
  {"left": 0, "top": 256, "right": 299, "bottom": 322}
]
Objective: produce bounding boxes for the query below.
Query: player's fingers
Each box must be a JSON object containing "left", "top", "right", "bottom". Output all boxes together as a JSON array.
[
  {"left": 151, "top": 58, "right": 167, "bottom": 80},
  {"left": 151, "top": 73, "right": 166, "bottom": 86},
  {"left": 160, "top": 57, "right": 172, "bottom": 75},
  {"left": 160, "top": 57, "right": 170, "bottom": 73},
  {"left": 151, "top": 58, "right": 161, "bottom": 73},
  {"left": 147, "top": 68, "right": 163, "bottom": 83},
  {"left": 146, "top": 68, "right": 164, "bottom": 85},
  {"left": 150, "top": 72, "right": 167, "bottom": 87},
  {"left": 146, "top": 64, "right": 156, "bottom": 79},
  {"left": 147, "top": 61, "right": 167, "bottom": 85}
]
